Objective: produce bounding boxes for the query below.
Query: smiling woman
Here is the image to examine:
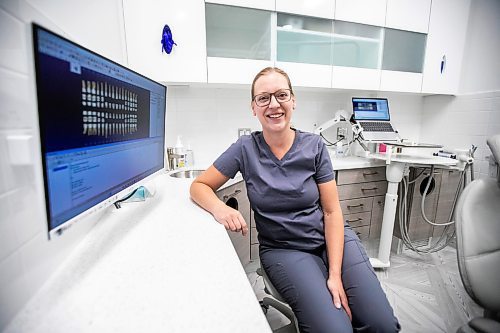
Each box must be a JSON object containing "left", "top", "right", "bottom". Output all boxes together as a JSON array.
[{"left": 190, "top": 67, "right": 400, "bottom": 333}]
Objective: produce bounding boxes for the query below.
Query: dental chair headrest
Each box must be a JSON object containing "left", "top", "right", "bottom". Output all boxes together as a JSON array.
[{"left": 487, "top": 134, "right": 500, "bottom": 185}]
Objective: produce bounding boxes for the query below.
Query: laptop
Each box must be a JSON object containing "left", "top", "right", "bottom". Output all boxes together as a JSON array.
[{"left": 352, "top": 97, "right": 400, "bottom": 142}]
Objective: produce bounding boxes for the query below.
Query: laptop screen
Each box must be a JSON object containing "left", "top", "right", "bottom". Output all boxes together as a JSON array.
[{"left": 352, "top": 98, "right": 390, "bottom": 121}]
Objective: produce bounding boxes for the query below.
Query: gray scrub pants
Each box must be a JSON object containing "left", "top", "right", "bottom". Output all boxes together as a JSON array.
[{"left": 260, "top": 226, "right": 401, "bottom": 333}]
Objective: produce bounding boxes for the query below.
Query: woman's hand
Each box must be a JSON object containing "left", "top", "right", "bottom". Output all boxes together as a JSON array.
[
  {"left": 327, "top": 275, "right": 352, "bottom": 321},
  {"left": 212, "top": 204, "right": 248, "bottom": 236}
]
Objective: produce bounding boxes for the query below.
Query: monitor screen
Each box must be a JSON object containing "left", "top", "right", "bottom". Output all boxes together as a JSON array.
[
  {"left": 352, "top": 98, "right": 390, "bottom": 121},
  {"left": 32, "top": 24, "right": 167, "bottom": 237}
]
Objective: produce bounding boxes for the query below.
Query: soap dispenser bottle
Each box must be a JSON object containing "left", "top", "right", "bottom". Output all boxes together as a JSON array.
[{"left": 174, "top": 136, "right": 186, "bottom": 168}]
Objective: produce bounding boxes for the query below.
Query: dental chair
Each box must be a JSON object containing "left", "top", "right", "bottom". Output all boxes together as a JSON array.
[
  {"left": 257, "top": 264, "right": 300, "bottom": 333},
  {"left": 455, "top": 134, "right": 500, "bottom": 333}
]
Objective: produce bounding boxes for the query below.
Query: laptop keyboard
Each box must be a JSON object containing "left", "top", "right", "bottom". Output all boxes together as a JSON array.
[{"left": 359, "top": 121, "right": 394, "bottom": 132}]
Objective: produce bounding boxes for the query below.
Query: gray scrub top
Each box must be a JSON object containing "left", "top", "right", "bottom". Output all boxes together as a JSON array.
[{"left": 214, "top": 129, "right": 335, "bottom": 250}]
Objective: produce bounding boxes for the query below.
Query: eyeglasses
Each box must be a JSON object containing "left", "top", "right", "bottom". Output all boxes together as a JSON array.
[{"left": 253, "top": 89, "right": 292, "bottom": 107}]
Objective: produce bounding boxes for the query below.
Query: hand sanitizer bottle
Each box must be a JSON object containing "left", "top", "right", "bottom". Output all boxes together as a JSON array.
[{"left": 174, "top": 136, "right": 186, "bottom": 168}]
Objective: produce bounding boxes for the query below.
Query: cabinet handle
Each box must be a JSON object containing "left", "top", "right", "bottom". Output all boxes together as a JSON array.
[
  {"left": 347, "top": 203, "right": 364, "bottom": 209},
  {"left": 361, "top": 187, "right": 378, "bottom": 191},
  {"left": 223, "top": 189, "right": 241, "bottom": 201},
  {"left": 346, "top": 217, "right": 363, "bottom": 223},
  {"left": 363, "top": 171, "right": 378, "bottom": 176}
]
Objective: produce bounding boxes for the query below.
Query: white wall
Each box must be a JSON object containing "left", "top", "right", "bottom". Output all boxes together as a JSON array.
[
  {"left": 0, "top": 0, "right": 126, "bottom": 329},
  {"left": 459, "top": 0, "right": 500, "bottom": 94},
  {"left": 166, "top": 86, "right": 424, "bottom": 166},
  {"left": 420, "top": 0, "right": 500, "bottom": 179}
]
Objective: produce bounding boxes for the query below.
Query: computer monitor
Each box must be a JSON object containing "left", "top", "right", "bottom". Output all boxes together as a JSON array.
[
  {"left": 352, "top": 97, "right": 390, "bottom": 121},
  {"left": 32, "top": 24, "right": 167, "bottom": 238}
]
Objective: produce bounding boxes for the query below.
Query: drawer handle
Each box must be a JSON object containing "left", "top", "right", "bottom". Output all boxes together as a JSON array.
[
  {"left": 346, "top": 217, "right": 363, "bottom": 223},
  {"left": 361, "top": 187, "right": 378, "bottom": 191},
  {"left": 363, "top": 171, "right": 379, "bottom": 176},
  {"left": 223, "top": 189, "right": 241, "bottom": 201},
  {"left": 347, "top": 203, "right": 364, "bottom": 209}
]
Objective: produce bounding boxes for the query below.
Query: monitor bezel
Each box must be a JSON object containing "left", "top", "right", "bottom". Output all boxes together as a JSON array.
[{"left": 32, "top": 23, "right": 167, "bottom": 239}]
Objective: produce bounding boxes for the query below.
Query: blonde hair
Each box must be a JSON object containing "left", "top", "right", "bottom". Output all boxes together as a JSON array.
[{"left": 251, "top": 67, "right": 294, "bottom": 100}]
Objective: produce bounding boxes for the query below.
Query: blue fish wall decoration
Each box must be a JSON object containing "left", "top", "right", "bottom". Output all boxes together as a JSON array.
[{"left": 161, "top": 24, "right": 177, "bottom": 54}]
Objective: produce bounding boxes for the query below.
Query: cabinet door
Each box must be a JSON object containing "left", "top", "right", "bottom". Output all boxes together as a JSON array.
[
  {"left": 335, "top": 0, "right": 386, "bottom": 27},
  {"left": 385, "top": 0, "right": 431, "bottom": 33},
  {"left": 421, "top": 0, "right": 471, "bottom": 95},
  {"left": 206, "top": 0, "right": 275, "bottom": 11},
  {"left": 276, "top": 0, "right": 335, "bottom": 20},
  {"left": 123, "top": 0, "right": 207, "bottom": 83},
  {"left": 206, "top": 3, "right": 273, "bottom": 84},
  {"left": 275, "top": 13, "right": 333, "bottom": 87},
  {"left": 331, "top": 20, "right": 383, "bottom": 90},
  {"left": 380, "top": 29, "right": 427, "bottom": 92}
]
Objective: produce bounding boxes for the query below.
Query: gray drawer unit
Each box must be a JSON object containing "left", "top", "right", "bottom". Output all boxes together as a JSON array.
[
  {"left": 337, "top": 180, "right": 388, "bottom": 200},
  {"left": 337, "top": 166, "right": 387, "bottom": 244},
  {"left": 352, "top": 225, "right": 370, "bottom": 242},
  {"left": 344, "top": 211, "right": 371, "bottom": 228},
  {"left": 337, "top": 166, "right": 386, "bottom": 185},
  {"left": 340, "top": 197, "right": 373, "bottom": 215}
]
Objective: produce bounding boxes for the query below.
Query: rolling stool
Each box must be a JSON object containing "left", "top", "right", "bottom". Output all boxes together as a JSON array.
[{"left": 257, "top": 264, "right": 300, "bottom": 333}]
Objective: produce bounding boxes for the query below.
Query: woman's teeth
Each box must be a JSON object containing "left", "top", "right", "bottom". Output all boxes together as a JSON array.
[{"left": 268, "top": 113, "right": 283, "bottom": 118}]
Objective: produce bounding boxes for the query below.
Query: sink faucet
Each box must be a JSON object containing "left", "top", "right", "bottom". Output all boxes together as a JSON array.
[{"left": 166, "top": 147, "right": 186, "bottom": 171}]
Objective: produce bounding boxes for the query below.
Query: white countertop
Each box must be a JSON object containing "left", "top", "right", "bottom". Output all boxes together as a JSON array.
[
  {"left": 5, "top": 155, "right": 386, "bottom": 332},
  {"left": 329, "top": 152, "right": 386, "bottom": 170},
  {"left": 5, "top": 173, "right": 271, "bottom": 333}
]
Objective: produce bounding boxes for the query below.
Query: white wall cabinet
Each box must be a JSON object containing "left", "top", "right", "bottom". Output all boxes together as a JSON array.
[
  {"left": 421, "top": 0, "right": 471, "bottom": 95},
  {"left": 206, "top": 0, "right": 275, "bottom": 11},
  {"left": 199, "top": 0, "right": 469, "bottom": 93},
  {"left": 123, "top": 0, "right": 207, "bottom": 84},
  {"left": 335, "top": 0, "right": 386, "bottom": 27},
  {"left": 276, "top": 0, "right": 335, "bottom": 20},
  {"left": 385, "top": 0, "right": 431, "bottom": 33}
]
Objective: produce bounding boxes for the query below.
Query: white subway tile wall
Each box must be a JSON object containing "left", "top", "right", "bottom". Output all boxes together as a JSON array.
[
  {"left": 421, "top": 91, "right": 500, "bottom": 179},
  {"left": 166, "top": 87, "right": 424, "bottom": 166}
]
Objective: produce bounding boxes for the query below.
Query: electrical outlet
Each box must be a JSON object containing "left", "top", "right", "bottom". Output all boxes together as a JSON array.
[
  {"left": 238, "top": 128, "right": 251, "bottom": 138},
  {"left": 337, "top": 127, "right": 347, "bottom": 141}
]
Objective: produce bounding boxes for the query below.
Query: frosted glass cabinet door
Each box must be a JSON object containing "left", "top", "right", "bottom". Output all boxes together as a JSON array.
[
  {"left": 276, "top": 0, "right": 335, "bottom": 19},
  {"left": 382, "top": 29, "right": 426, "bottom": 73},
  {"left": 332, "top": 21, "right": 383, "bottom": 70},
  {"left": 277, "top": 13, "right": 333, "bottom": 66},
  {"left": 205, "top": 4, "right": 271, "bottom": 60}
]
